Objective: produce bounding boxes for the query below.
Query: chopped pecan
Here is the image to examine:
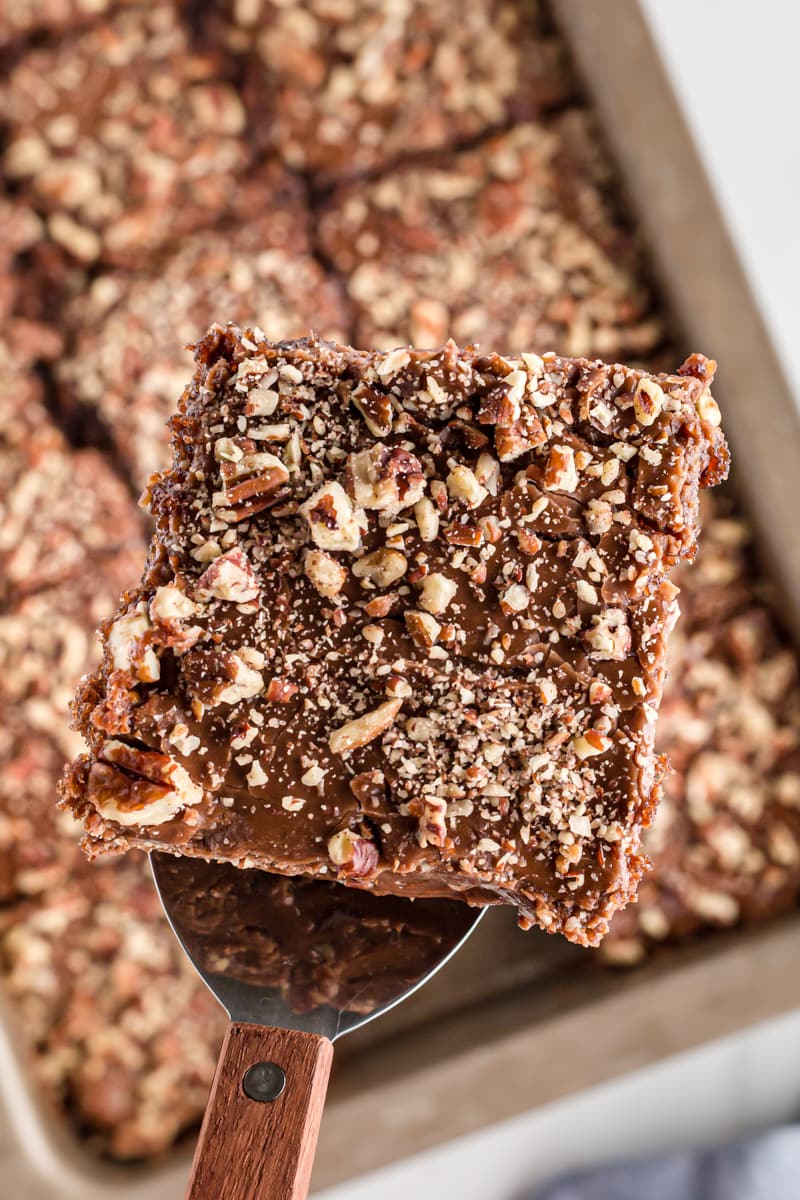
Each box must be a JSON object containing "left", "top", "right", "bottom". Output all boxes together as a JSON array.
[
  {"left": 266, "top": 677, "right": 299, "bottom": 704},
  {"left": 501, "top": 584, "right": 529, "bottom": 613},
  {"left": 678, "top": 353, "right": 717, "bottom": 383},
  {"left": 404, "top": 610, "right": 441, "bottom": 647},
  {"left": 446, "top": 464, "right": 487, "bottom": 508},
  {"left": 517, "top": 528, "right": 542, "bottom": 555},
  {"left": 476, "top": 383, "right": 518, "bottom": 426},
  {"left": 352, "top": 548, "right": 407, "bottom": 587},
  {"left": 408, "top": 795, "right": 448, "bottom": 849},
  {"left": 89, "top": 670, "right": 137, "bottom": 736},
  {"left": 589, "top": 680, "right": 613, "bottom": 705},
  {"left": 633, "top": 378, "right": 664, "bottom": 426},
  {"left": 347, "top": 445, "right": 425, "bottom": 513},
  {"left": 414, "top": 496, "right": 440, "bottom": 542},
  {"left": 183, "top": 648, "right": 265, "bottom": 706},
  {"left": 108, "top": 605, "right": 160, "bottom": 683},
  {"left": 300, "top": 482, "right": 364, "bottom": 552},
  {"left": 572, "top": 730, "right": 612, "bottom": 759},
  {"left": 303, "top": 549, "right": 348, "bottom": 598},
  {"left": 351, "top": 382, "right": 393, "bottom": 437},
  {"left": 479, "top": 514, "right": 503, "bottom": 544},
  {"left": 329, "top": 698, "right": 403, "bottom": 755},
  {"left": 585, "top": 611, "right": 631, "bottom": 661},
  {"left": 215, "top": 441, "right": 290, "bottom": 521},
  {"left": 197, "top": 547, "right": 261, "bottom": 602},
  {"left": 418, "top": 572, "right": 458, "bottom": 615},
  {"left": 696, "top": 388, "right": 722, "bottom": 427},
  {"left": 89, "top": 739, "right": 203, "bottom": 826},
  {"left": 149, "top": 585, "right": 203, "bottom": 654},
  {"left": 544, "top": 445, "right": 579, "bottom": 492},
  {"left": 364, "top": 593, "right": 396, "bottom": 618},
  {"left": 150, "top": 584, "right": 199, "bottom": 623},
  {"left": 384, "top": 674, "right": 412, "bottom": 699},
  {"left": 495, "top": 414, "right": 546, "bottom": 463},
  {"left": 474, "top": 452, "right": 501, "bottom": 495}
]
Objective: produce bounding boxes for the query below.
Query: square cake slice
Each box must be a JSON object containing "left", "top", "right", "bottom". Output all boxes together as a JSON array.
[{"left": 62, "top": 326, "right": 728, "bottom": 945}]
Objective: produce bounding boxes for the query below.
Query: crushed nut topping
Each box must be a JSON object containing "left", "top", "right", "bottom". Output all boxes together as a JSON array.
[{"left": 64, "top": 328, "right": 727, "bottom": 949}]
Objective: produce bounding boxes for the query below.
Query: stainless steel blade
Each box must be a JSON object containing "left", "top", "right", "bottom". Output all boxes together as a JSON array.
[{"left": 150, "top": 853, "right": 485, "bottom": 1041}]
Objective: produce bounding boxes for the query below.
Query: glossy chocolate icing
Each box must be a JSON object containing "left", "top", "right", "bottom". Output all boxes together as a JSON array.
[{"left": 62, "top": 328, "right": 728, "bottom": 945}]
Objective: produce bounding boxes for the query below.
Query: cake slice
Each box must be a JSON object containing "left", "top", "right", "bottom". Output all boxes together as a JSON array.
[{"left": 62, "top": 326, "right": 728, "bottom": 945}]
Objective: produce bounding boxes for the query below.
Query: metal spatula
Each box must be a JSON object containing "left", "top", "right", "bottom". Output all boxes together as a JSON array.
[{"left": 151, "top": 853, "right": 484, "bottom": 1200}]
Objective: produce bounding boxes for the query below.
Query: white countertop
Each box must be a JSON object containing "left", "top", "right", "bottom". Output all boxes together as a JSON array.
[
  {"left": 316, "top": 1007, "right": 800, "bottom": 1199},
  {"left": 641, "top": 0, "right": 800, "bottom": 410}
]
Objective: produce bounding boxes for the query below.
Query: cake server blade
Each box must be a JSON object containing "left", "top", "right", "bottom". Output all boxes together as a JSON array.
[{"left": 150, "top": 852, "right": 484, "bottom": 1200}]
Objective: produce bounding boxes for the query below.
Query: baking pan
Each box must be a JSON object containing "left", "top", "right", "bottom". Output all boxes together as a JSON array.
[{"left": 2, "top": 0, "right": 800, "bottom": 1194}]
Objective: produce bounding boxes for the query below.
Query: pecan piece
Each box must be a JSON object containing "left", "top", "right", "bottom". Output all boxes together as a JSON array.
[
  {"left": 300, "top": 482, "right": 364, "bottom": 552},
  {"left": 633, "top": 378, "right": 664, "bottom": 426},
  {"left": 544, "top": 445, "right": 579, "bottom": 492},
  {"left": 149, "top": 585, "right": 203, "bottom": 654},
  {"left": 414, "top": 496, "right": 440, "bottom": 542},
  {"left": 495, "top": 414, "right": 546, "bottom": 463},
  {"left": 266, "top": 677, "right": 299, "bottom": 704},
  {"left": 215, "top": 441, "right": 290, "bottom": 521},
  {"left": 197, "top": 547, "right": 261, "bottom": 602},
  {"left": 418, "top": 572, "right": 458, "bottom": 615},
  {"left": 89, "top": 739, "right": 203, "bottom": 826},
  {"left": 303, "top": 549, "right": 348, "bottom": 598},
  {"left": 351, "top": 382, "right": 393, "bottom": 437},
  {"left": 584, "top": 611, "right": 631, "bottom": 661},
  {"left": 183, "top": 648, "right": 265, "bottom": 706},
  {"left": 572, "top": 730, "right": 613, "bottom": 759},
  {"left": 446, "top": 464, "right": 487, "bottom": 508},
  {"left": 108, "top": 605, "right": 160, "bottom": 683},
  {"left": 476, "top": 384, "right": 518, "bottom": 426},
  {"left": 352, "top": 548, "right": 407, "bottom": 587},
  {"left": 364, "top": 593, "right": 396, "bottom": 618},
  {"left": 329, "top": 698, "right": 403, "bottom": 755},
  {"left": 347, "top": 445, "right": 425, "bottom": 513},
  {"left": 407, "top": 795, "right": 448, "bottom": 849},
  {"left": 404, "top": 610, "right": 441, "bottom": 647}
]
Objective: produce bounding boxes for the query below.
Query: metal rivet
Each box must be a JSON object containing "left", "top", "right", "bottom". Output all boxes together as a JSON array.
[{"left": 243, "top": 1061, "right": 286, "bottom": 1103}]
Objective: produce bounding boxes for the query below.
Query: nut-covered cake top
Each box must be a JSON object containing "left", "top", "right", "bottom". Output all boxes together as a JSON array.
[
  {"left": 1, "top": 3, "right": 252, "bottom": 267},
  {"left": 228, "top": 0, "right": 573, "bottom": 181},
  {"left": 319, "top": 116, "right": 665, "bottom": 360},
  {"left": 64, "top": 326, "right": 728, "bottom": 945}
]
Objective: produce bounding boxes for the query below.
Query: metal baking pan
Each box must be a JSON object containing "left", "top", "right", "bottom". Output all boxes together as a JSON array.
[{"left": 2, "top": 1, "right": 800, "bottom": 1193}]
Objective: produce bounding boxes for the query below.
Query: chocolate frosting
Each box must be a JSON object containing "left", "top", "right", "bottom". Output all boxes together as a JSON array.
[{"left": 62, "top": 327, "right": 728, "bottom": 946}]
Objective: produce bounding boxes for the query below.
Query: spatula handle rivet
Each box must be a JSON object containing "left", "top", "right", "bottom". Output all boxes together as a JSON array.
[{"left": 242, "top": 1061, "right": 287, "bottom": 1103}]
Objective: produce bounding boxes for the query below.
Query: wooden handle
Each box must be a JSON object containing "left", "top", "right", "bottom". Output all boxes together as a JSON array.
[{"left": 186, "top": 1023, "right": 333, "bottom": 1200}]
